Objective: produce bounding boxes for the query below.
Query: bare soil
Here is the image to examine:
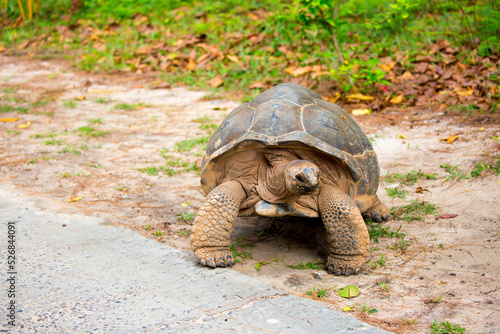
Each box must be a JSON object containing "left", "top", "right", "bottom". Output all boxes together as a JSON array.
[{"left": 1, "top": 56, "right": 499, "bottom": 333}]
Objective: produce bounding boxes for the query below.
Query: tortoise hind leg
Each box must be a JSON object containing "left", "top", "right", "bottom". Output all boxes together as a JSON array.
[
  {"left": 362, "top": 195, "right": 389, "bottom": 223},
  {"left": 191, "top": 180, "right": 246, "bottom": 268},
  {"left": 318, "top": 185, "right": 370, "bottom": 276}
]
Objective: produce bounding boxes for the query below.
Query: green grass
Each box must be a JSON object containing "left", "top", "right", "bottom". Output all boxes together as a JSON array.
[
  {"left": 176, "top": 212, "right": 196, "bottom": 222},
  {"left": 139, "top": 152, "right": 199, "bottom": 176},
  {"left": 440, "top": 163, "right": 469, "bottom": 181},
  {"left": 430, "top": 320, "right": 465, "bottom": 334},
  {"left": 287, "top": 260, "right": 325, "bottom": 270},
  {"left": 175, "top": 136, "right": 210, "bottom": 152},
  {"left": 471, "top": 156, "right": 500, "bottom": 177},
  {"left": 74, "top": 125, "right": 109, "bottom": 137},
  {"left": 385, "top": 170, "right": 438, "bottom": 185},
  {"left": 2, "top": 0, "right": 497, "bottom": 96},
  {"left": 385, "top": 187, "right": 406, "bottom": 199},
  {"left": 307, "top": 287, "right": 329, "bottom": 299},
  {"left": 366, "top": 222, "right": 405, "bottom": 243},
  {"left": 391, "top": 200, "right": 438, "bottom": 222},
  {"left": 229, "top": 236, "right": 253, "bottom": 263}
]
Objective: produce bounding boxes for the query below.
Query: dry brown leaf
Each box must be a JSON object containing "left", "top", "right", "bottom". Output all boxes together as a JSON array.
[
  {"left": 209, "top": 76, "right": 224, "bottom": 88},
  {"left": 249, "top": 81, "right": 266, "bottom": 89},
  {"left": 226, "top": 54, "right": 239, "bottom": 63},
  {"left": 284, "top": 66, "right": 312, "bottom": 77},
  {"left": 457, "top": 62, "right": 467, "bottom": 70},
  {"left": 415, "top": 187, "right": 429, "bottom": 193},
  {"left": 328, "top": 92, "right": 341, "bottom": 104},
  {"left": 137, "top": 45, "right": 151, "bottom": 55},
  {"left": 390, "top": 94, "right": 404, "bottom": 104},
  {"left": 440, "top": 135, "right": 458, "bottom": 143},
  {"left": 150, "top": 82, "right": 171, "bottom": 89},
  {"left": 67, "top": 196, "right": 83, "bottom": 203},
  {"left": 17, "top": 41, "right": 29, "bottom": 50},
  {"left": 401, "top": 71, "right": 414, "bottom": 80},
  {"left": 455, "top": 88, "right": 474, "bottom": 96},
  {"left": 1, "top": 118, "right": 19, "bottom": 122},
  {"left": 345, "top": 93, "right": 374, "bottom": 101},
  {"left": 439, "top": 214, "right": 458, "bottom": 219},
  {"left": 75, "top": 96, "right": 86, "bottom": 101},
  {"left": 186, "top": 58, "right": 196, "bottom": 71}
]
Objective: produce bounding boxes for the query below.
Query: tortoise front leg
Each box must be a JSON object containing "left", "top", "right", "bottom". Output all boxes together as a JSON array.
[
  {"left": 318, "top": 185, "right": 370, "bottom": 276},
  {"left": 191, "top": 180, "right": 246, "bottom": 268}
]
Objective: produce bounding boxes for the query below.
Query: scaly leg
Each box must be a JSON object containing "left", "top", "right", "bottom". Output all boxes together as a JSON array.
[
  {"left": 191, "top": 180, "right": 246, "bottom": 268},
  {"left": 318, "top": 185, "right": 370, "bottom": 276}
]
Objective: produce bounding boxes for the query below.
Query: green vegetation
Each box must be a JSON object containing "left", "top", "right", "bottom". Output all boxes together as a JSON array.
[
  {"left": 307, "top": 287, "right": 329, "bottom": 298},
  {"left": 360, "top": 304, "right": 377, "bottom": 314},
  {"left": 385, "top": 170, "right": 438, "bottom": 185},
  {"left": 138, "top": 151, "right": 199, "bottom": 176},
  {"left": 177, "top": 229, "right": 191, "bottom": 236},
  {"left": 1, "top": 0, "right": 498, "bottom": 110},
  {"left": 287, "top": 260, "right": 325, "bottom": 270},
  {"left": 385, "top": 187, "right": 406, "bottom": 199},
  {"left": 62, "top": 100, "right": 77, "bottom": 109},
  {"left": 430, "top": 320, "right": 466, "bottom": 334},
  {"left": 440, "top": 163, "right": 469, "bottom": 181},
  {"left": 391, "top": 200, "right": 438, "bottom": 222},
  {"left": 74, "top": 125, "right": 109, "bottom": 137},
  {"left": 471, "top": 156, "right": 500, "bottom": 177},
  {"left": 176, "top": 212, "right": 196, "bottom": 222},
  {"left": 229, "top": 236, "right": 253, "bottom": 263},
  {"left": 367, "top": 254, "right": 387, "bottom": 269},
  {"left": 113, "top": 103, "right": 144, "bottom": 111},
  {"left": 175, "top": 136, "right": 210, "bottom": 152}
]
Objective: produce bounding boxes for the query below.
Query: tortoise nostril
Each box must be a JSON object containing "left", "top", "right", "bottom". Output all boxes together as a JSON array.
[{"left": 295, "top": 175, "right": 304, "bottom": 183}]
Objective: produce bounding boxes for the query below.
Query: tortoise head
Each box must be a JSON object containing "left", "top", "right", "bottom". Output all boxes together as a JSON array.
[{"left": 284, "top": 160, "right": 320, "bottom": 195}]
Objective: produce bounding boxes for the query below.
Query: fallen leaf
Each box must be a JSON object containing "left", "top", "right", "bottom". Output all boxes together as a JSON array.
[
  {"left": 18, "top": 121, "right": 31, "bottom": 129},
  {"left": 17, "top": 41, "right": 29, "bottom": 50},
  {"left": 150, "top": 82, "right": 171, "bottom": 89},
  {"left": 225, "top": 54, "right": 239, "bottom": 63},
  {"left": 249, "top": 81, "right": 266, "bottom": 89},
  {"left": 67, "top": 196, "right": 82, "bottom": 203},
  {"left": 439, "top": 135, "right": 458, "bottom": 143},
  {"left": 352, "top": 109, "right": 371, "bottom": 116},
  {"left": 137, "top": 45, "right": 151, "bottom": 55},
  {"left": 284, "top": 66, "right": 312, "bottom": 77},
  {"left": 327, "top": 92, "right": 341, "bottom": 104},
  {"left": 186, "top": 58, "right": 196, "bottom": 71},
  {"left": 341, "top": 114, "right": 347, "bottom": 120},
  {"left": 338, "top": 285, "right": 360, "bottom": 299},
  {"left": 439, "top": 214, "right": 458, "bottom": 219},
  {"left": 342, "top": 306, "right": 355, "bottom": 312},
  {"left": 397, "top": 134, "right": 407, "bottom": 139},
  {"left": 345, "top": 93, "right": 374, "bottom": 101},
  {"left": 75, "top": 95, "right": 86, "bottom": 101},
  {"left": 1, "top": 118, "right": 19, "bottom": 122},
  {"left": 415, "top": 187, "right": 429, "bottom": 193},
  {"left": 181, "top": 202, "right": 191, "bottom": 207},
  {"left": 455, "top": 88, "right": 474, "bottom": 96},
  {"left": 209, "top": 76, "right": 224, "bottom": 88},
  {"left": 390, "top": 94, "right": 404, "bottom": 104}
]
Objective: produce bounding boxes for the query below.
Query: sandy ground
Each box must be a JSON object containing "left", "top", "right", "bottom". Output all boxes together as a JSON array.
[{"left": 1, "top": 56, "right": 499, "bottom": 333}]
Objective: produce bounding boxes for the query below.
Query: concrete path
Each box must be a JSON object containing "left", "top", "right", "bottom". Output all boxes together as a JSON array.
[{"left": 0, "top": 189, "right": 389, "bottom": 333}]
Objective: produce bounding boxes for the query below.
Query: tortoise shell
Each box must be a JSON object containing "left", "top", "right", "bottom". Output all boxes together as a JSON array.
[{"left": 200, "top": 82, "right": 379, "bottom": 199}]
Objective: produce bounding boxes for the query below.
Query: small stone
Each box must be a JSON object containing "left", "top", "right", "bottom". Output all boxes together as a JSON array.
[{"left": 313, "top": 272, "right": 323, "bottom": 279}]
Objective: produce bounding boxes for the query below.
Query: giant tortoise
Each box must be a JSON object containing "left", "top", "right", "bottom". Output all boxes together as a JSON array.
[{"left": 190, "top": 82, "right": 389, "bottom": 276}]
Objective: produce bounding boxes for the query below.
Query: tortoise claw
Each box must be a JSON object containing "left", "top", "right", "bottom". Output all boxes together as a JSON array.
[{"left": 194, "top": 247, "right": 234, "bottom": 269}]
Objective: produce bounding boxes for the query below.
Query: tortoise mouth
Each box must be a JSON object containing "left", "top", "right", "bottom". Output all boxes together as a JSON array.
[{"left": 297, "top": 184, "right": 318, "bottom": 194}]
